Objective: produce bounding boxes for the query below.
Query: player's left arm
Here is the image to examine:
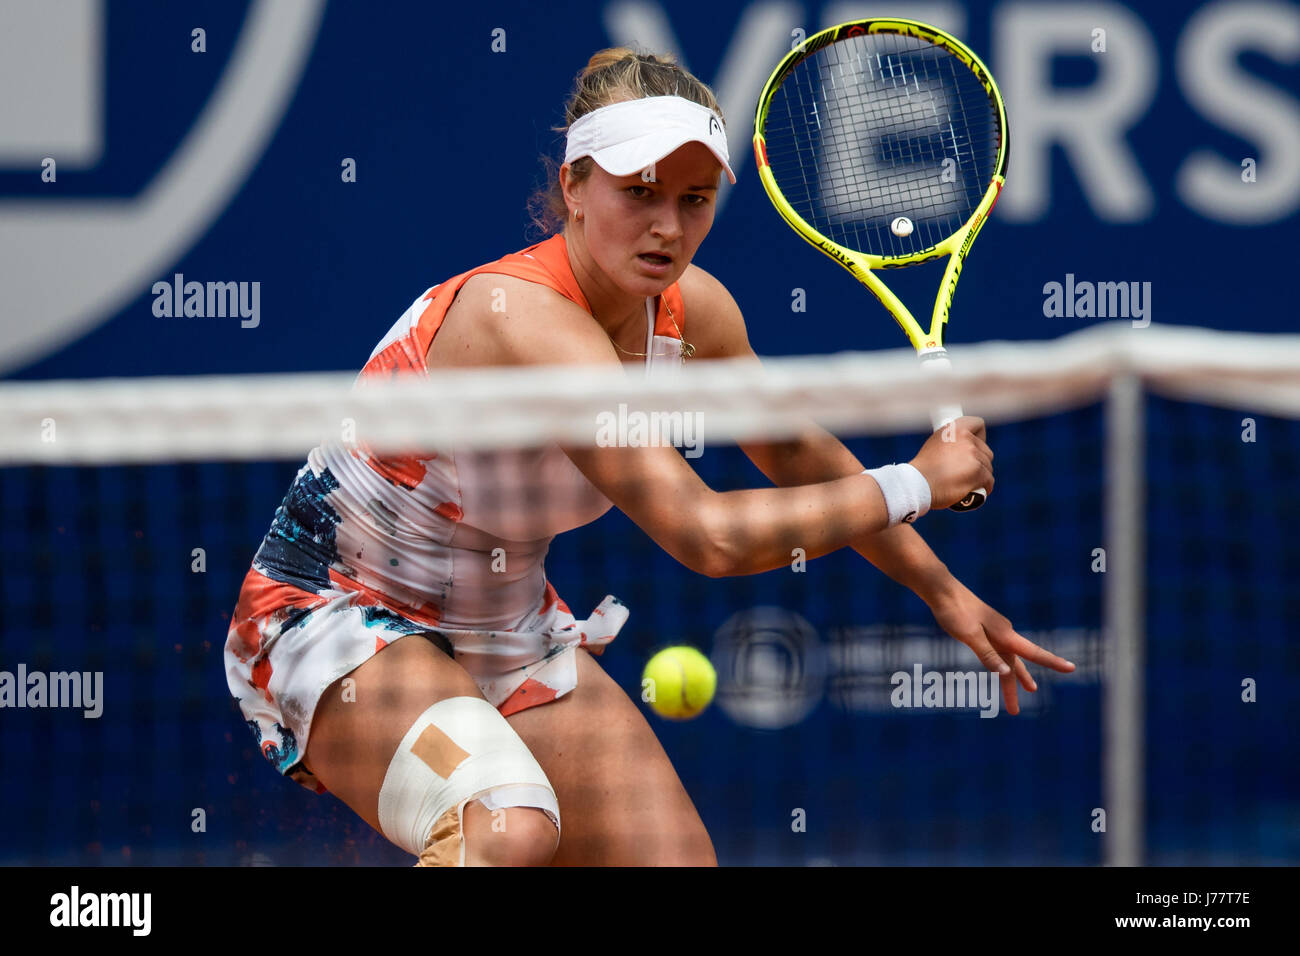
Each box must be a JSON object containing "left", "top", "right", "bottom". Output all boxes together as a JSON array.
[{"left": 679, "top": 265, "right": 1074, "bottom": 712}]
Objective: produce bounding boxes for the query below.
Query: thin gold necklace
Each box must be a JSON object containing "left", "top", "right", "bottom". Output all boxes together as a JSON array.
[{"left": 608, "top": 299, "right": 695, "bottom": 360}]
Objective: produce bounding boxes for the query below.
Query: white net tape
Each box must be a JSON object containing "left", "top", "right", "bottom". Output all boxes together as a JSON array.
[{"left": 2, "top": 323, "right": 1299, "bottom": 464}]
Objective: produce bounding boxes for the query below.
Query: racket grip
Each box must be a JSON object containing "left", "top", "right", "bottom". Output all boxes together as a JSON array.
[{"left": 919, "top": 349, "right": 986, "bottom": 512}]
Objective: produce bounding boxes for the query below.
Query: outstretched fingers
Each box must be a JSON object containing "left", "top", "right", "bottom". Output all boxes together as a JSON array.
[
  {"left": 969, "top": 627, "right": 1048, "bottom": 716},
  {"left": 995, "top": 628, "right": 1076, "bottom": 674}
]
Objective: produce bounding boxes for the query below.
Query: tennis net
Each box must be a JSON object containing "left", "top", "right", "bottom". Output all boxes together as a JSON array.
[{"left": 0, "top": 322, "right": 1296, "bottom": 865}]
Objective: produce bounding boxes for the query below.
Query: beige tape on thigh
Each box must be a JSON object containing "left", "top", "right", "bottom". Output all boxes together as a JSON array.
[
  {"left": 417, "top": 804, "right": 466, "bottom": 867},
  {"left": 377, "top": 696, "right": 559, "bottom": 863}
]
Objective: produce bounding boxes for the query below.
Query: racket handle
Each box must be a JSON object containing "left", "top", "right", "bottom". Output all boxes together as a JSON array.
[{"left": 919, "top": 349, "right": 987, "bottom": 512}]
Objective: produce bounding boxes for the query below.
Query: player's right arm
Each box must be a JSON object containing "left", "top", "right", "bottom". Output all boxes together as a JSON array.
[{"left": 439, "top": 274, "right": 990, "bottom": 578}]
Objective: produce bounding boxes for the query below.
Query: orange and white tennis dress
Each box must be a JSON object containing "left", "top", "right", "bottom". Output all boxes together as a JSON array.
[{"left": 224, "top": 234, "right": 687, "bottom": 792}]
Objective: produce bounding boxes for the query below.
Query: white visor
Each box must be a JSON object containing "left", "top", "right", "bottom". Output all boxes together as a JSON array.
[{"left": 564, "top": 95, "right": 736, "bottom": 185}]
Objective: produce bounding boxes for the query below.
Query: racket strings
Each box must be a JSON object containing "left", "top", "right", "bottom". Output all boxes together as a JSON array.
[{"left": 764, "top": 31, "right": 1001, "bottom": 258}]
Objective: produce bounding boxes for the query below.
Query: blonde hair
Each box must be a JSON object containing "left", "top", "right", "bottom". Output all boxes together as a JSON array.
[{"left": 527, "top": 48, "right": 725, "bottom": 236}]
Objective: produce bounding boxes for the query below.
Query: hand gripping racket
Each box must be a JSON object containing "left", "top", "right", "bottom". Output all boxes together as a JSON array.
[{"left": 754, "top": 18, "right": 1008, "bottom": 511}]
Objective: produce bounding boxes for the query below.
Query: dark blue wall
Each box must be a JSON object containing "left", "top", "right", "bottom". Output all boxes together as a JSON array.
[{"left": 1, "top": 0, "right": 1296, "bottom": 865}]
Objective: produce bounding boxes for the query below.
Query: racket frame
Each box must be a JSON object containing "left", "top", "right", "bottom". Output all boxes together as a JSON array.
[
  {"left": 753, "top": 18, "right": 1008, "bottom": 510},
  {"left": 753, "top": 17, "right": 1008, "bottom": 355}
]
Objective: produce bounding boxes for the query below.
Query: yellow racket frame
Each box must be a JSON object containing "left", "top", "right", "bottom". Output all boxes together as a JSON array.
[{"left": 753, "top": 18, "right": 1008, "bottom": 353}]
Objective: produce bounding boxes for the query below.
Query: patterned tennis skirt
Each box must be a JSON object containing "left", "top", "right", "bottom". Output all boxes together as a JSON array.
[{"left": 224, "top": 566, "right": 629, "bottom": 793}]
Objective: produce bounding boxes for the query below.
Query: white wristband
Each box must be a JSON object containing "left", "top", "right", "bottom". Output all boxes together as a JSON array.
[{"left": 862, "top": 464, "right": 931, "bottom": 526}]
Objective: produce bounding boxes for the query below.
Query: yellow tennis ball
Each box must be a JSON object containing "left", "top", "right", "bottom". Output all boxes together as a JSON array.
[{"left": 642, "top": 646, "right": 716, "bottom": 720}]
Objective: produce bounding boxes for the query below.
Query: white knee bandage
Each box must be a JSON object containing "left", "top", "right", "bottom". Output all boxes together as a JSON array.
[{"left": 376, "top": 696, "right": 559, "bottom": 862}]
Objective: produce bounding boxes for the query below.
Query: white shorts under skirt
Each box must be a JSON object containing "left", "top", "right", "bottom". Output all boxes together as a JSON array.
[{"left": 224, "top": 568, "right": 629, "bottom": 793}]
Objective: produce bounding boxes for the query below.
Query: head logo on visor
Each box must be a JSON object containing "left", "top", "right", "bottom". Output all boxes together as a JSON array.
[{"left": 564, "top": 96, "right": 736, "bottom": 184}]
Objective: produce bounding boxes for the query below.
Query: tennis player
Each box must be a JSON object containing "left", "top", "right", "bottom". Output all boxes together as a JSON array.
[{"left": 225, "top": 48, "right": 1075, "bottom": 867}]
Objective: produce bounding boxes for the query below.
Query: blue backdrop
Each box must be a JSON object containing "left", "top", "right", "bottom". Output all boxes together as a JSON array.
[{"left": 1, "top": 0, "right": 1296, "bottom": 865}]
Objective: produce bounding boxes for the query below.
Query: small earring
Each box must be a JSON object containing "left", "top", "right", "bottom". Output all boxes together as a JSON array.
[{"left": 574, "top": 209, "right": 584, "bottom": 221}]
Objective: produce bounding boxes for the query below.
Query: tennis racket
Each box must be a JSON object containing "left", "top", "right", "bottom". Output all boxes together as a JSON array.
[{"left": 754, "top": 18, "right": 1008, "bottom": 511}]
